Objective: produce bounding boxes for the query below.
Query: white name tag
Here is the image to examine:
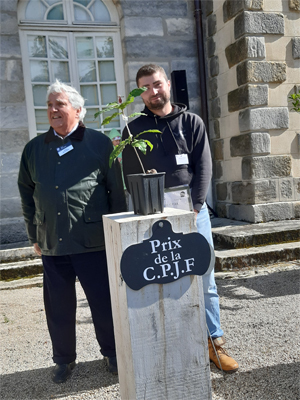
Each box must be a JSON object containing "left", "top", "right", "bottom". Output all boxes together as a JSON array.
[
  {"left": 57, "top": 143, "right": 74, "bottom": 157},
  {"left": 175, "top": 154, "right": 188, "bottom": 165}
]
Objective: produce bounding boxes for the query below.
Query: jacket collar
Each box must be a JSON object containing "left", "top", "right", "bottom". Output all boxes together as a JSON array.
[{"left": 44, "top": 121, "right": 85, "bottom": 143}]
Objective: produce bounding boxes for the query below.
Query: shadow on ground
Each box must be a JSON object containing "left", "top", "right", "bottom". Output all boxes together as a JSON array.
[
  {"left": 216, "top": 268, "right": 300, "bottom": 300},
  {"left": 0, "top": 359, "right": 119, "bottom": 400},
  {"left": 211, "top": 361, "right": 299, "bottom": 400}
]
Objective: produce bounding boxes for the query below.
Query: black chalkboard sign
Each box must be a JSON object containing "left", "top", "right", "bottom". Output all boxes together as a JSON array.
[{"left": 121, "top": 220, "right": 214, "bottom": 291}]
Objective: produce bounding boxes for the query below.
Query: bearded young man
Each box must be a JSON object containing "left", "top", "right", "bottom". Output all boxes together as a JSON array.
[{"left": 122, "top": 64, "right": 239, "bottom": 373}]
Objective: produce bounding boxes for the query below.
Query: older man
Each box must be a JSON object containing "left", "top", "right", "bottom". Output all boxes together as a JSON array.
[{"left": 18, "top": 81, "right": 126, "bottom": 383}]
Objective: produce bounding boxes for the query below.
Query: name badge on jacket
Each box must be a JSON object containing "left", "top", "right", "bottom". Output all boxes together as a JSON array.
[
  {"left": 175, "top": 154, "right": 189, "bottom": 165},
  {"left": 57, "top": 143, "right": 74, "bottom": 157}
]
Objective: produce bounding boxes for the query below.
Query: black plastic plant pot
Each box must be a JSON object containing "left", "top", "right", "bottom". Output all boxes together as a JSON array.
[{"left": 127, "top": 172, "right": 166, "bottom": 215}]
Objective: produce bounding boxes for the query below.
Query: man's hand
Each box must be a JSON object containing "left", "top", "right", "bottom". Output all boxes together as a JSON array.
[
  {"left": 33, "top": 243, "right": 42, "bottom": 256},
  {"left": 193, "top": 209, "right": 199, "bottom": 225}
]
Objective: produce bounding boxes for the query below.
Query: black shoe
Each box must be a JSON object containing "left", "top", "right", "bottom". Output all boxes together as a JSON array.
[
  {"left": 52, "top": 361, "right": 76, "bottom": 384},
  {"left": 104, "top": 356, "right": 118, "bottom": 375}
]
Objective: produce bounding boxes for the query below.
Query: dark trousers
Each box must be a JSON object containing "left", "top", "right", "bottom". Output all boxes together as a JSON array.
[{"left": 42, "top": 250, "right": 116, "bottom": 364}]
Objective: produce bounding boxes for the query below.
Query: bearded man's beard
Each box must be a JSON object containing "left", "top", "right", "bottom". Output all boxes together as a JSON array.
[{"left": 148, "top": 92, "right": 170, "bottom": 110}]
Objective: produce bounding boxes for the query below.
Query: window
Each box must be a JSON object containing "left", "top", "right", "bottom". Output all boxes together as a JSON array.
[{"left": 18, "top": 0, "right": 125, "bottom": 138}]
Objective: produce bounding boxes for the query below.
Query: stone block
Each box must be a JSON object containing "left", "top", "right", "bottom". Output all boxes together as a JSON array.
[
  {"left": 124, "top": 38, "right": 197, "bottom": 58},
  {"left": 242, "top": 155, "right": 292, "bottom": 179},
  {"left": 294, "top": 202, "right": 300, "bottom": 218},
  {"left": 223, "top": 0, "right": 263, "bottom": 22},
  {"left": 0, "top": 104, "right": 29, "bottom": 129},
  {"left": 213, "top": 139, "right": 224, "bottom": 160},
  {"left": 280, "top": 178, "right": 295, "bottom": 200},
  {"left": 209, "top": 78, "right": 218, "bottom": 99},
  {"left": 0, "top": 152, "right": 22, "bottom": 174},
  {"left": 207, "top": 13, "right": 217, "bottom": 37},
  {"left": 0, "top": 34, "right": 22, "bottom": 58},
  {"left": 213, "top": 119, "right": 220, "bottom": 139},
  {"left": 166, "top": 18, "right": 194, "bottom": 36},
  {"left": 216, "top": 182, "right": 228, "bottom": 201},
  {"left": 228, "top": 202, "right": 294, "bottom": 222},
  {"left": 0, "top": 130, "right": 29, "bottom": 152},
  {"left": 124, "top": 17, "right": 163, "bottom": 37},
  {"left": 0, "top": 81, "right": 25, "bottom": 104},
  {"left": 211, "top": 97, "right": 221, "bottom": 119},
  {"left": 207, "top": 37, "right": 216, "bottom": 58},
  {"left": 228, "top": 84, "right": 268, "bottom": 112},
  {"left": 171, "top": 59, "right": 199, "bottom": 82},
  {"left": 292, "top": 37, "right": 300, "bottom": 59},
  {"left": 121, "top": 1, "right": 188, "bottom": 17},
  {"left": 205, "top": 0, "right": 214, "bottom": 16},
  {"left": 235, "top": 12, "right": 285, "bottom": 39},
  {"left": 0, "top": 173, "right": 19, "bottom": 198},
  {"left": 216, "top": 202, "right": 228, "bottom": 218},
  {"left": 232, "top": 180, "right": 278, "bottom": 204},
  {"left": 237, "top": 61, "right": 286, "bottom": 85},
  {"left": 0, "top": 198, "right": 23, "bottom": 219},
  {"left": 213, "top": 160, "right": 223, "bottom": 179},
  {"left": 289, "top": 0, "right": 300, "bottom": 11},
  {"left": 0, "top": 12, "right": 18, "bottom": 35},
  {"left": 239, "top": 107, "right": 289, "bottom": 132},
  {"left": 225, "top": 37, "right": 265, "bottom": 68},
  {"left": 295, "top": 177, "right": 300, "bottom": 200},
  {"left": 0, "top": 59, "right": 24, "bottom": 81},
  {"left": 209, "top": 56, "right": 219, "bottom": 77},
  {"left": 0, "top": 217, "right": 28, "bottom": 244},
  {"left": 230, "top": 132, "right": 270, "bottom": 157}
]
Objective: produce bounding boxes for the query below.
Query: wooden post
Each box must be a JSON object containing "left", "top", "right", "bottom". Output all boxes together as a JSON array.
[{"left": 103, "top": 208, "right": 212, "bottom": 400}]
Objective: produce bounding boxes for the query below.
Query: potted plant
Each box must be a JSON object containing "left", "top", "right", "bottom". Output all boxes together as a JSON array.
[{"left": 94, "top": 88, "right": 165, "bottom": 215}]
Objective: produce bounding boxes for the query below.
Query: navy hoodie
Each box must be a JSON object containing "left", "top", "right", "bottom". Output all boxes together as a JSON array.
[{"left": 122, "top": 103, "right": 212, "bottom": 212}]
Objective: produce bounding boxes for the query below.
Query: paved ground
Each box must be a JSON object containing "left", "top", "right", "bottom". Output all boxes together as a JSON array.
[{"left": 1, "top": 261, "right": 299, "bottom": 400}]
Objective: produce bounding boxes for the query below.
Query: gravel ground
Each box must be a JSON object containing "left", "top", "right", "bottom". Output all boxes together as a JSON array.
[{"left": 1, "top": 261, "right": 299, "bottom": 400}]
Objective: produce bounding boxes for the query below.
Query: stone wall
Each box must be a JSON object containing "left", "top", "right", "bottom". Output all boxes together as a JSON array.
[
  {"left": 119, "top": 0, "right": 201, "bottom": 114},
  {"left": 0, "top": 0, "right": 29, "bottom": 243},
  {"left": 206, "top": 0, "right": 300, "bottom": 222}
]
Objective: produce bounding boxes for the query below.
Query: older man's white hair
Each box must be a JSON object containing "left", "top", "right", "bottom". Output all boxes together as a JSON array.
[{"left": 46, "top": 80, "right": 87, "bottom": 121}]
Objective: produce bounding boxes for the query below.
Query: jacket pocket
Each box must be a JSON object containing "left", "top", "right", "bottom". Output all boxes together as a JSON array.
[
  {"left": 33, "top": 210, "right": 51, "bottom": 250},
  {"left": 83, "top": 209, "right": 104, "bottom": 248}
]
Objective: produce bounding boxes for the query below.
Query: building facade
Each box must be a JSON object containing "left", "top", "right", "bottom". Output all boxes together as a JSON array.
[{"left": 0, "top": 0, "right": 299, "bottom": 244}]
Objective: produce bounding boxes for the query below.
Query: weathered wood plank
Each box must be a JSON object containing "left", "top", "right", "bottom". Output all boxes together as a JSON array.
[{"left": 103, "top": 208, "right": 212, "bottom": 400}]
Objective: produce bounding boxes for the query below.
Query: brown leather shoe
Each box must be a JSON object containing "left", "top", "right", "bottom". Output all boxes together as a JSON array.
[{"left": 208, "top": 337, "right": 239, "bottom": 373}]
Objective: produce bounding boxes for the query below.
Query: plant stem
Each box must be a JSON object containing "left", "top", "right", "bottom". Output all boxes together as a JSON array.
[{"left": 124, "top": 113, "right": 146, "bottom": 174}]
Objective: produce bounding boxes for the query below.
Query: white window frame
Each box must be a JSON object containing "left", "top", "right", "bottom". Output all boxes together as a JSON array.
[{"left": 18, "top": 0, "right": 125, "bottom": 139}]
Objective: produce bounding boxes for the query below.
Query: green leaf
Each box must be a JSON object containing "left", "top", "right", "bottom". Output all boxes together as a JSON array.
[
  {"left": 102, "top": 111, "right": 121, "bottom": 126},
  {"left": 109, "top": 142, "right": 127, "bottom": 168},
  {"left": 131, "top": 140, "right": 148, "bottom": 154},
  {"left": 135, "top": 129, "right": 161, "bottom": 138},
  {"left": 119, "top": 96, "right": 135, "bottom": 110},
  {"left": 143, "top": 139, "right": 153, "bottom": 151},
  {"left": 128, "top": 87, "right": 147, "bottom": 98},
  {"left": 128, "top": 112, "right": 147, "bottom": 119}
]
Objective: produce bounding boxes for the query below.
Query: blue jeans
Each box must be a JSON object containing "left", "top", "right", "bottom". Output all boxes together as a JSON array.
[{"left": 196, "top": 203, "right": 224, "bottom": 339}]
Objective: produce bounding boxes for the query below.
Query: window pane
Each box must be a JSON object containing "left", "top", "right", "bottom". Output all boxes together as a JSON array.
[
  {"left": 76, "top": 37, "right": 94, "bottom": 59},
  {"left": 49, "top": 37, "right": 68, "bottom": 59},
  {"left": 28, "top": 36, "right": 47, "bottom": 58},
  {"left": 25, "top": 0, "right": 47, "bottom": 20},
  {"left": 47, "top": 4, "right": 64, "bottom": 20},
  {"left": 47, "top": 0, "right": 61, "bottom": 5},
  {"left": 35, "top": 109, "right": 49, "bottom": 131},
  {"left": 52, "top": 61, "right": 70, "bottom": 82},
  {"left": 91, "top": 0, "right": 110, "bottom": 22},
  {"left": 84, "top": 108, "right": 101, "bottom": 129},
  {"left": 32, "top": 85, "right": 48, "bottom": 106},
  {"left": 98, "top": 61, "right": 115, "bottom": 82},
  {"left": 100, "top": 84, "right": 117, "bottom": 105},
  {"left": 74, "top": 5, "right": 92, "bottom": 21},
  {"left": 78, "top": 61, "right": 96, "bottom": 82},
  {"left": 30, "top": 60, "right": 49, "bottom": 82},
  {"left": 74, "top": 0, "right": 90, "bottom": 7},
  {"left": 80, "top": 85, "right": 99, "bottom": 106},
  {"left": 96, "top": 37, "right": 114, "bottom": 58}
]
